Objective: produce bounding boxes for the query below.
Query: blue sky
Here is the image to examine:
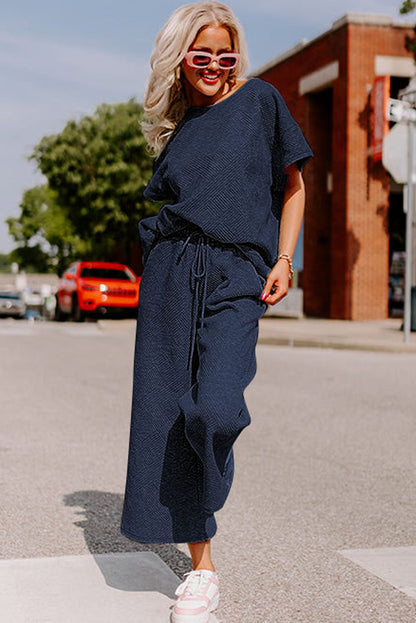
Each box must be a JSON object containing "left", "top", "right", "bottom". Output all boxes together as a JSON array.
[{"left": 0, "top": 0, "right": 410, "bottom": 254}]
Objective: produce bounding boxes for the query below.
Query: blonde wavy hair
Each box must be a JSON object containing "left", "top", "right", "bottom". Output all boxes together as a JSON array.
[{"left": 141, "top": 1, "right": 249, "bottom": 156}]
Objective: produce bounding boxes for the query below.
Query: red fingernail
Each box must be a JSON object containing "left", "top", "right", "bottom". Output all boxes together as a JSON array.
[{"left": 261, "top": 292, "right": 266, "bottom": 300}]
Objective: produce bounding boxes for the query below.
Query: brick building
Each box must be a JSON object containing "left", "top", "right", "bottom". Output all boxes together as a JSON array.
[{"left": 252, "top": 13, "right": 415, "bottom": 319}]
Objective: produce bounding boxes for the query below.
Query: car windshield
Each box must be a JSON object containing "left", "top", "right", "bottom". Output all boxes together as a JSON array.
[
  {"left": 0, "top": 293, "right": 20, "bottom": 300},
  {"left": 79, "top": 267, "right": 135, "bottom": 282}
]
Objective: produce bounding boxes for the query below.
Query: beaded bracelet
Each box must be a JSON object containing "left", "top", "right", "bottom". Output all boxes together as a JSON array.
[{"left": 277, "top": 253, "right": 294, "bottom": 279}]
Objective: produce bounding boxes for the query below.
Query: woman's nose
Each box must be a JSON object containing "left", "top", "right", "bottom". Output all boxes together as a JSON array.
[{"left": 209, "top": 58, "right": 220, "bottom": 70}]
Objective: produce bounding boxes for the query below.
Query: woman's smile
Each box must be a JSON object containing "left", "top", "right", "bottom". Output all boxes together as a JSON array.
[{"left": 199, "top": 71, "right": 221, "bottom": 84}]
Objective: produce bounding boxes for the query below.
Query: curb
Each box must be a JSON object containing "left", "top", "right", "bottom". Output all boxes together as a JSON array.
[{"left": 257, "top": 336, "right": 416, "bottom": 354}]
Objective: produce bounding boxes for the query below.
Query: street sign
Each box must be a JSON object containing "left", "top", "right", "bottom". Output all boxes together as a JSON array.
[
  {"left": 382, "top": 122, "right": 416, "bottom": 184},
  {"left": 387, "top": 98, "right": 416, "bottom": 123}
]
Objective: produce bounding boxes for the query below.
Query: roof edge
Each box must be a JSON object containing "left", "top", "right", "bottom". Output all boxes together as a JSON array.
[{"left": 249, "top": 12, "right": 414, "bottom": 77}]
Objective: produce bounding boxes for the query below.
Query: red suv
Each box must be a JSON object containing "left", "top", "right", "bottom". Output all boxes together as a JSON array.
[{"left": 55, "top": 261, "right": 141, "bottom": 321}]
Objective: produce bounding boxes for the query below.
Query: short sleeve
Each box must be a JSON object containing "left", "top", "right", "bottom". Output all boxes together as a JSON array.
[
  {"left": 273, "top": 88, "right": 313, "bottom": 178},
  {"left": 270, "top": 87, "right": 313, "bottom": 219}
]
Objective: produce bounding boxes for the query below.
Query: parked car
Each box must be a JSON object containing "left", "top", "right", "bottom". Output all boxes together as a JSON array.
[
  {"left": 21, "top": 287, "right": 44, "bottom": 320},
  {"left": 0, "top": 291, "right": 26, "bottom": 319},
  {"left": 55, "top": 261, "right": 141, "bottom": 321}
]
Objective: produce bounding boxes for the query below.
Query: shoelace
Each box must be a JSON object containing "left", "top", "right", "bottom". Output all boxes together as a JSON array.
[{"left": 175, "top": 570, "right": 215, "bottom": 598}]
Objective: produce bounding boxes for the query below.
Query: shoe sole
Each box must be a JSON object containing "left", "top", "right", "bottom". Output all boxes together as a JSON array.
[{"left": 171, "top": 592, "right": 219, "bottom": 623}]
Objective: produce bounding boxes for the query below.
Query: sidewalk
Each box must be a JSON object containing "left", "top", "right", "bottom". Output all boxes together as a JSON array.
[
  {"left": 258, "top": 316, "right": 416, "bottom": 353},
  {"left": 95, "top": 316, "right": 416, "bottom": 354}
]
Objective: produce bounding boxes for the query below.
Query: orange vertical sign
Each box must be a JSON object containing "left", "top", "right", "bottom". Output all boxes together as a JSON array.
[{"left": 372, "top": 75, "right": 389, "bottom": 162}]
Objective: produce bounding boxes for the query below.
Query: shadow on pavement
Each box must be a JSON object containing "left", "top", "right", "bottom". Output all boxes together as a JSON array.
[{"left": 63, "top": 490, "right": 193, "bottom": 590}]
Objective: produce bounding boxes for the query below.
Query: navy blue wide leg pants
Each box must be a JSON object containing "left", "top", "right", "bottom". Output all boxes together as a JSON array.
[{"left": 120, "top": 226, "right": 267, "bottom": 544}]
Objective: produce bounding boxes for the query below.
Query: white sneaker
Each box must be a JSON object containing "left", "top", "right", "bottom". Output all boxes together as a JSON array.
[{"left": 171, "top": 569, "right": 219, "bottom": 623}]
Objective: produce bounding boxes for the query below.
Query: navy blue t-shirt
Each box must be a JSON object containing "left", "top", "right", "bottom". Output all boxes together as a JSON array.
[{"left": 142, "top": 77, "right": 313, "bottom": 269}]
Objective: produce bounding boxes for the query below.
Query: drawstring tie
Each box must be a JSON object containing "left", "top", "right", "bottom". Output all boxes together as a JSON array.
[{"left": 177, "top": 231, "right": 209, "bottom": 370}]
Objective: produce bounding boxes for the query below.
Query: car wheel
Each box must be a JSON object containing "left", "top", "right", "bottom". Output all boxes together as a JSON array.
[
  {"left": 72, "top": 295, "right": 85, "bottom": 322},
  {"left": 54, "top": 296, "right": 67, "bottom": 322}
]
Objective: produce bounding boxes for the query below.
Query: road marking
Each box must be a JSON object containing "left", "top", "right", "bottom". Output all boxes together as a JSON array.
[
  {"left": 0, "top": 328, "right": 34, "bottom": 336},
  {"left": 0, "top": 322, "right": 103, "bottom": 337},
  {"left": 0, "top": 552, "right": 221, "bottom": 623},
  {"left": 339, "top": 546, "right": 416, "bottom": 600},
  {"left": 61, "top": 325, "right": 103, "bottom": 336}
]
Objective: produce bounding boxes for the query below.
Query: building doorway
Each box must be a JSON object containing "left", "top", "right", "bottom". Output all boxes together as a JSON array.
[
  {"left": 388, "top": 184, "right": 405, "bottom": 317},
  {"left": 304, "top": 87, "right": 333, "bottom": 317},
  {"left": 386, "top": 77, "right": 408, "bottom": 318}
]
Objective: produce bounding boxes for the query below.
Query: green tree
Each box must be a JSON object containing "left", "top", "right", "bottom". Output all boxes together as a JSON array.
[
  {"left": 29, "top": 98, "right": 156, "bottom": 267},
  {"left": 401, "top": 1, "right": 416, "bottom": 13},
  {"left": 400, "top": 1, "right": 416, "bottom": 58},
  {"left": 0, "top": 253, "right": 12, "bottom": 273},
  {"left": 6, "top": 185, "right": 88, "bottom": 274}
]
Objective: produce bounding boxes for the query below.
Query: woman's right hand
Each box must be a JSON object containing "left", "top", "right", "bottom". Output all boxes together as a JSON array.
[{"left": 260, "top": 260, "right": 290, "bottom": 305}]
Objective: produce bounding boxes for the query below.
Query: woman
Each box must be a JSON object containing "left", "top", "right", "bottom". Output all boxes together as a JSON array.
[{"left": 120, "top": 2, "right": 313, "bottom": 621}]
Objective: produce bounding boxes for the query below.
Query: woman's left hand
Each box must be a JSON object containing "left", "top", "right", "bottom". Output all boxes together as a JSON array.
[{"left": 260, "top": 260, "right": 290, "bottom": 305}]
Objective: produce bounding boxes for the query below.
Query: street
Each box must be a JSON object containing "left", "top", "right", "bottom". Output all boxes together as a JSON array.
[{"left": 1, "top": 317, "right": 416, "bottom": 622}]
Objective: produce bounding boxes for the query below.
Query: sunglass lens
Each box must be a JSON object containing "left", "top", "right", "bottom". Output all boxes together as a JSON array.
[
  {"left": 192, "top": 54, "right": 211, "bottom": 67},
  {"left": 219, "top": 55, "right": 238, "bottom": 68}
]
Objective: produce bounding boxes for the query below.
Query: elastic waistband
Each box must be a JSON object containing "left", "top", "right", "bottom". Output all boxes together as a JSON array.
[
  {"left": 158, "top": 224, "right": 221, "bottom": 246},
  {"left": 153, "top": 220, "right": 272, "bottom": 285},
  {"left": 157, "top": 224, "right": 262, "bottom": 266}
]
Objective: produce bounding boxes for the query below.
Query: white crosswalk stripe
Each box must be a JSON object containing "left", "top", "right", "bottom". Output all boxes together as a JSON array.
[
  {"left": 0, "top": 552, "right": 222, "bottom": 623},
  {"left": 339, "top": 546, "right": 416, "bottom": 601}
]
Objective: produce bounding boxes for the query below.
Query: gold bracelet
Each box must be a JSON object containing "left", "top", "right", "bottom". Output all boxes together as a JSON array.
[{"left": 277, "top": 253, "right": 294, "bottom": 279}]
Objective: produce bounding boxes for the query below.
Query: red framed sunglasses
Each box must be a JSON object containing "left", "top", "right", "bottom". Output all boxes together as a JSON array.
[{"left": 184, "top": 50, "right": 240, "bottom": 70}]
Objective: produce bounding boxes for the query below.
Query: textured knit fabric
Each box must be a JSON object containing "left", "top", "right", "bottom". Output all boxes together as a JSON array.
[
  {"left": 120, "top": 77, "right": 313, "bottom": 544},
  {"left": 139, "top": 77, "right": 313, "bottom": 271}
]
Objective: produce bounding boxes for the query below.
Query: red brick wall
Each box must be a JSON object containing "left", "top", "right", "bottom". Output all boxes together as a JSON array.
[
  {"left": 345, "top": 24, "right": 409, "bottom": 319},
  {"left": 257, "top": 20, "right": 413, "bottom": 319}
]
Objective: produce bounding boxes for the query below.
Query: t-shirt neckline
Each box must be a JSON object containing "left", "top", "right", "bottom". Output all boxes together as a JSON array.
[{"left": 186, "top": 77, "right": 255, "bottom": 111}]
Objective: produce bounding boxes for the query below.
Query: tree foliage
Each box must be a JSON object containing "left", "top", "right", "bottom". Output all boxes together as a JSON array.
[
  {"left": 400, "top": 1, "right": 416, "bottom": 13},
  {"left": 400, "top": 1, "right": 416, "bottom": 59},
  {"left": 10, "top": 98, "right": 157, "bottom": 273},
  {"left": 0, "top": 253, "right": 12, "bottom": 273},
  {"left": 7, "top": 185, "right": 88, "bottom": 274}
]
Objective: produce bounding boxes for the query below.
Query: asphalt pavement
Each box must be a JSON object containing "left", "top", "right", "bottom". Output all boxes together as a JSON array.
[{"left": 1, "top": 316, "right": 416, "bottom": 622}]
